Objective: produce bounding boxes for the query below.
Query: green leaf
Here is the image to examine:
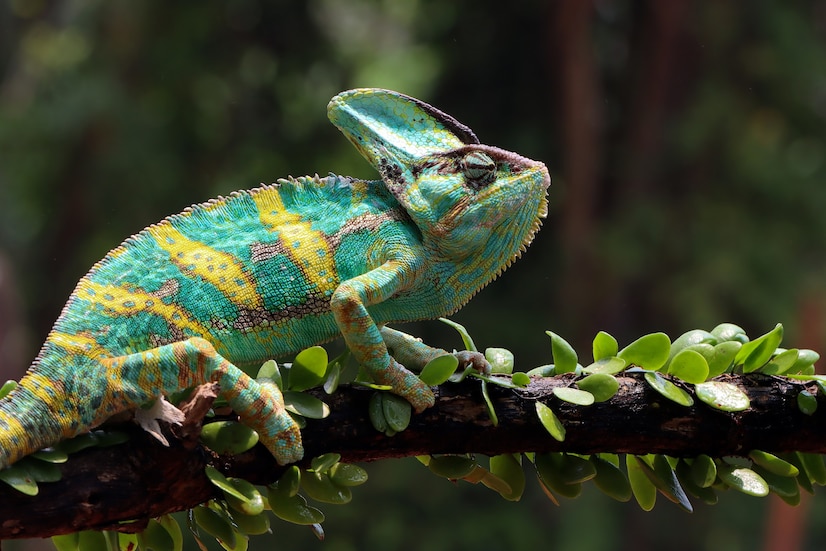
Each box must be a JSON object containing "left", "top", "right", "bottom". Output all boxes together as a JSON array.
[
  {"left": 618, "top": 333, "right": 671, "bottom": 371},
  {"left": 534, "top": 453, "right": 582, "bottom": 499},
  {"left": 200, "top": 421, "right": 259, "bottom": 455},
  {"left": 489, "top": 454, "right": 525, "bottom": 501},
  {"left": 797, "top": 452, "right": 826, "bottom": 485},
  {"left": 311, "top": 453, "right": 341, "bottom": 474},
  {"left": 668, "top": 330, "right": 717, "bottom": 367},
  {"left": 576, "top": 373, "right": 619, "bottom": 402},
  {"left": 748, "top": 450, "right": 799, "bottom": 477},
  {"left": 51, "top": 533, "right": 80, "bottom": 551},
  {"left": 592, "top": 331, "right": 618, "bottom": 361},
  {"left": 428, "top": 455, "right": 478, "bottom": 480},
  {"left": 0, "top": 380, "right": 17, "bottom": 400},
  {"left": 706, "top": 341, "right": 742, "bottom": 377},
  {"left": 644, "top": 372, "right": 694, "bottom": 406},
  {"left": 546, "top": 331, "right": 578, "bottom": 373},
  {"left": 526, "top": 364, "right": 555, "bottom": 377},
  {"left": 75, "top": 531, "right": 109, "bottom": 551},
  {"left": 193, "top": 505, "right": 237, "bottom": 548},
  {"left": 553, "top": 387, "right": 595, "bottom": 406},
  {"left": 368, "top": 393, "right": 388, "bottom": 433},
  {"left": 695, "top": 381, "right": 750, "bottom": 411},
  {"left": 535, "top": 402, "right": 565, "bottom": 441},
  {"left": 288, "top": 346, "right": 329, "bottom": 391},
  {"left": 267, "top": 488, "right": 325, "bottom": 525},
  {"left": 256, "top": 360, "right": 281, "bottom": 388},
  {"left": 790, "top": 349, "right": 821, "bottom": 374},
  {"left": 0, "top": 465, "right": 38, "bottom": 495},
  {"left": 31, "top": 448, "right": 69, "bottom": 463},
  {"left": 667, "top": 349, "right": 709, "bottom": 384},
  {"left": 797, "top": 390, "right": 818, "bottom": 415},
  {"left": 511, "top": 372, "right": 531, "bottom": 387},
  {"left": 329, "top": 463, "right": 369, "bottom": 487},
  {"left": 205, "top": 466, "right": 248, "bottom": 502},
  {"left": 323, "top": 362, "right": 341, "bottom": 394},
  {"left": 636, "top": 454, "right": 693, "bottom": 512},
  {"left": 627, "top": 456, "right": 657, "bottom": 511},
  {"left": 558, "top": 454, "right": 597, "bottom": 484},
  {"left": 711, "top": 323, "right": 748, "bottom": 343},
  {"left": 582, "top": 357, "right": 627, "bottom": 375},
  {"left": 485, "top": 347, "right": 515, "bottom": 374},
  {"left": 480, "top": 380, "right": 499, "bottom": 426},
  {"left": 439, "top": 318, "right": 478, "bottom": 352},
  {"left": 157, "top": 515, "right": 183, "bottom": 551},
  {"left": 688, "top": 455, "right": 717, "bottom": 488},
  {"left": 276, "top": 466, "right": 302, "bottom": 497},
  {"left": 140, "top": 519, "right": 177, "bottom": 551},
  {"left": 301, "top": 471, "right": 352, "bottom": 504},
  {"left": 675, "top": 460, "right": 719, "bottom": 505},
  {"left": 382, "top": 393, "right": 412, "bottom": 432},
  {"left": 718, "top": 465, "right": 769, "bottom": 497},
  {"left": 419, "top": 354, "right": 459, "bottom": 385},
  {"left": 753, "top": 465, "right": 801, "bottom": 499},
  {"left": 224, "top": 478, "right": 265, "bottom": 516},
  {"left": 592, "top": 456, "right": 632, "bottom": 502},
  {"left": 734, "top": 323, "right": 783, "bottom": 373},
  {"left": 19, "top": 458, "right": 61, "bottom": 483},
  {"left": 760, "top": 348, "right": 799, "bottom": 375},
  {"left": 284, "top": 391, "right": 330, "bottom": 419},
  {"left": 231, "top": 510, "right": 271, "bottom": 536}
]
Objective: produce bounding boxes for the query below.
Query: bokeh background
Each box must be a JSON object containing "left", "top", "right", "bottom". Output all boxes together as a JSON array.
[{"left": 3, "top": 1, "right": 826, "bottom": 549}]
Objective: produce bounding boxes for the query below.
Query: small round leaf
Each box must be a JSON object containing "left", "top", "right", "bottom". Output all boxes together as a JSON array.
[
  {"left": 644, "top": 372, "right": 694, "bottom": 406},
  {"left": 619, "top": 333, "right": 671, "bottom": 371},
  {"left": 546, "top": 332, "right": 578, "bottom": 373},
  {"left": 576, "top": 373, "right": 619, "bottom": 402},
  {"left": 553, "top": 387, "right": 595, "bottom": 406},
  {"left": 592, "top": 331, "right": 618, "bottom": 362},
  {"left": 288, "top": 346, "right": 329, "bottom": 391},
  {"left": 668, "top": 349, "right": 710, "bottom": 384},
  {"left": 200, "top": 421, "right": 259, "bottom": 455},
  {"left": 797, "top": 390, "right": 818, "bottom": 416},
  {"left": 536, "top": 402, "right": 565, "bottom": 441},
  {"left": 419, "top": 355, "right": 459, "bottom": 385},
  {"left": 695, "top": 381, "right": 750, "bottom": 411},
  {"left": 382, "top": 393, "right": 412, "bottom": 432}
]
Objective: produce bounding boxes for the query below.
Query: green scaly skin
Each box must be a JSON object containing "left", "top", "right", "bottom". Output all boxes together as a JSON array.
[{"left": 0, "top": 89, "right": 550, "bottom": 468}]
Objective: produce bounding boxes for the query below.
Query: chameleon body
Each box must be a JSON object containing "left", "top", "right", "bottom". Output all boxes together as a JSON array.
[{"left": 0, "top": 89, "right": 550, "bottom": 469}]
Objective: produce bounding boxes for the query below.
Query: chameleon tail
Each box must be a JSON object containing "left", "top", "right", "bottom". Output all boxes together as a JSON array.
[{"left": 0, "top": 370, "right": 66, "bottom": 470}]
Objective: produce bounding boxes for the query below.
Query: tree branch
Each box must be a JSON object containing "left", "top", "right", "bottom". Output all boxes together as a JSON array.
[{"left": 2, "top": 373, "right": 824, "bottom": 539}]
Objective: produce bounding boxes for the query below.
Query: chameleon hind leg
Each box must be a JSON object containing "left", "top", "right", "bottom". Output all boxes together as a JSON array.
[{"left": 101, "top": 337, "right": 302, "bottom": 465}]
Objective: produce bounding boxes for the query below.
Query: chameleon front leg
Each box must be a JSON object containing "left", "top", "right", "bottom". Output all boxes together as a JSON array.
[
  {"left": 101, "top": 337, "right": 302, "bottom": 465},
  {"left": 380, "top": 326, "right": 491, "bottom": 374},
  {"left": 331, "top": 260, "right": 435, "bottom": 412}
]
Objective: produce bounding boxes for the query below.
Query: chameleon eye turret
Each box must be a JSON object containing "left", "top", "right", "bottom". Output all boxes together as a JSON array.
[
  {"left": 0, "top": 89, "right": 549, "bottom": 470},
  {"left": 460, "top": 151, "right": 497, "bottom": 188}
]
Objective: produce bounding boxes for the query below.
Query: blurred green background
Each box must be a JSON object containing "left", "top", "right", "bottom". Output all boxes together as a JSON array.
[{"left": 2, "top": 0, "right": 826, "bottom": 549}]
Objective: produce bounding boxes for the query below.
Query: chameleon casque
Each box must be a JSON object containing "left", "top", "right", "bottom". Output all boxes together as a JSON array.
[{"left": 0, "top": 89, "right": 550, "bottom": 469}]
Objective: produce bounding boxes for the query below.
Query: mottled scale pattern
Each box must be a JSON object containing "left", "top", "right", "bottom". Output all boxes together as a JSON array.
[{"left": 0, "top": 89, "right": 550, "bottom": 469}]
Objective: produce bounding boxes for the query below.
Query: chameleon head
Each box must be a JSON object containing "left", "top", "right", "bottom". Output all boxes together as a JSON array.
[{"left": 328, "top": 88, "right": 550, "bottom": 265}]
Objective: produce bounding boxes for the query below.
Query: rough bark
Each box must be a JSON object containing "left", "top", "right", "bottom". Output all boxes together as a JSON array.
[{"left": 1, "top": 373, "right": 825, "bottom": 540}]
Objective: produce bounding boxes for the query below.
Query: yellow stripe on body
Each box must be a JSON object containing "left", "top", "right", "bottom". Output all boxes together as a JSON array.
[
  {"left": 151, "top": 224, "right": 263, "bottom": 309},
  {"left": 252, "top": 190, "right": 338, "bottom": 295},
  {"left": 78, "top": 280, "right": 212, "bottom": 338},
  {"left": 49, "top": 331, "right": 109, "bottom": 360},
  {"left": 23, "top": 372, "right": 66, "bottom": 411}
]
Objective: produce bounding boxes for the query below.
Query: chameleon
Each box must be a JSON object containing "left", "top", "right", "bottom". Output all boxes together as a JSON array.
[{"left": 0, "top": 88, "right": 550, "bottom": 469}]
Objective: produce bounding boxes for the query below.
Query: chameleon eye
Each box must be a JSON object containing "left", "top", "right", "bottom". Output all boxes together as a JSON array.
[{"left": 460, "top": 151, "right": 496, "bottom": 188}]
